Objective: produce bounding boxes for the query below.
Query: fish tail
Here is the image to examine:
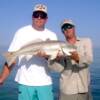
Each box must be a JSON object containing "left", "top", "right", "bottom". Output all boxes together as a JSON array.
[{"left": 3, "top": 52, "right": 17, "bottom": 67}]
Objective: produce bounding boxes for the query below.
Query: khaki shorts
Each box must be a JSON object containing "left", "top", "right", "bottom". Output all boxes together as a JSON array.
[{"left": 59, "top": 92, "right": 93, "bottom": 100}]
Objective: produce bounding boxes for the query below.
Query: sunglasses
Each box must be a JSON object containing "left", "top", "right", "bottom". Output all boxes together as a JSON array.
[
  {"left": 61, "top": 24, "right": 74, "bottom": 32},
  {"left": 32, "top": 11, "right": 47, "bottom": 19}
]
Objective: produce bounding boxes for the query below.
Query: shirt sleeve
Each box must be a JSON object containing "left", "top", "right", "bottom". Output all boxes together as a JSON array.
[
  {"left": 8, "top": 31, "right": 21, "bottom": 52},
  {"left": 48, "top": 30, "right": 58, "bottom": 40},
  {"left": 78, "top": 38, "right": 93, "bottom": 66}
]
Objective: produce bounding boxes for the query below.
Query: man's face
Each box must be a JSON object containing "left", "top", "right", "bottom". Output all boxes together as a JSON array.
[
  {"left": 64, "top": 27, "right": 75, "bottom": 37},
  {"left": 32, "top": 11, "right": 48, "bottom": 28},
  {"left": 62, "top": 24, "right": 75, "bottom": 38}
]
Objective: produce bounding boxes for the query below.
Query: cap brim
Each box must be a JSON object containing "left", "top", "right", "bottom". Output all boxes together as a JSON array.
[{"left": 62, "top": 23, "right": 74, "bottom": 27}]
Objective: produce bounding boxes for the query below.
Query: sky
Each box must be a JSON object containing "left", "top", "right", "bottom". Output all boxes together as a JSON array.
[{"left": 0, "top": 0, "right": 100, "bottom": 49}]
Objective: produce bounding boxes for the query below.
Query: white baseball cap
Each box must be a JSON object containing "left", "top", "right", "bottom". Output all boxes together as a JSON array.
[
  {"left": 61, "top": 19, "right": 75, "bottom": 27},
  {"left": 33, "top": 4, "right": 47, "bottom": 14}
]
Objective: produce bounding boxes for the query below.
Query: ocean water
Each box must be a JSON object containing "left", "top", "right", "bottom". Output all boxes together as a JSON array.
[{"left": 0, "top": 47, "right": 100, "bottom": 100}]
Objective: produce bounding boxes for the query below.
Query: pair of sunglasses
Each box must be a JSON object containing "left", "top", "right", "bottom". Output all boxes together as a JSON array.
[
  {"left": 32, "top": 11, "right": 47, "bottom": 19},
  {"left": 61, "top": 24, "right": 74, "bottom": 32}
]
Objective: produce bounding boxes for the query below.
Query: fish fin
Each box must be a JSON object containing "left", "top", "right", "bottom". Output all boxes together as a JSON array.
[
  {"left": 46, "top": 51, "right": 58, "bottom": 60},
  {"left": 3, "top": 52, "right": 17, "bottom": 67},
  {"left": 62, "top": 48, "right": 76, "bottom": 56},
  {"left": 62, "top": 48, "right": 71, "bottom": 56},
  {"left": 49, "top": 55, "right": 57, "bottom": 60},
  {"left": 32, "top": 39, "right": 43, "bottom": 43},
  {"left": 45, "top": 39, "right": 51, "bottom": 41}
]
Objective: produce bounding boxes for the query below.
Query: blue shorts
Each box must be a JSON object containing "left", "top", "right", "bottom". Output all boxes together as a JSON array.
[{"left": 18, "top": 84, "right": 54, "bottom": 100}]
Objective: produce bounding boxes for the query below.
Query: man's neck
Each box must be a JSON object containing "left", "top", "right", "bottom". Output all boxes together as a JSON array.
[
  {"left": 67, "top": 37, "right": 77, "bottom": 44},
  {"left": 32, "top": 24, "right": 45, "bottom": 31}
]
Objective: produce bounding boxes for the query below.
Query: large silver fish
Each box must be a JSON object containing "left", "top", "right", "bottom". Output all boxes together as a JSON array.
[{"left": 3, "top": 40, "right": 76, "bottom": 66}]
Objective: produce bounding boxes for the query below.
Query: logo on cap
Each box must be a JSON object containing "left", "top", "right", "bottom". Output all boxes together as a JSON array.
[{"left": 34, "top": 4, "right": 47, "bottom": 13}]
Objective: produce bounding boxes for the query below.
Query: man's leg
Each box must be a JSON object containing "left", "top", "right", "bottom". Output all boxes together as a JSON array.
[
  {"left": 36, "top": 85, "right": 54, "bottom": 100},
  {"left": 18, "top": 84, "right": 38, "bottom": 100}
]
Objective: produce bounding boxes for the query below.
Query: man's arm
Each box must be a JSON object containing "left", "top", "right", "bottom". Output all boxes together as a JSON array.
[
  {"left": 0, "top": 62, "right": 16, "bottom": 85},
  {"left": 78, "top": 38, "right": 93, "bottom": 66}
]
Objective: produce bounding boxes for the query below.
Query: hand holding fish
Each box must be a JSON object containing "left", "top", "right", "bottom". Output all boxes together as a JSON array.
[
  {"left": 70, "top": 51, "right": 79, "bottom": 63},
  {"left": 36, "top": 50, "right": 49, "bottom": 60},
  {"left": 55, "top": 50, "right": 64, "bottom": 61}
]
